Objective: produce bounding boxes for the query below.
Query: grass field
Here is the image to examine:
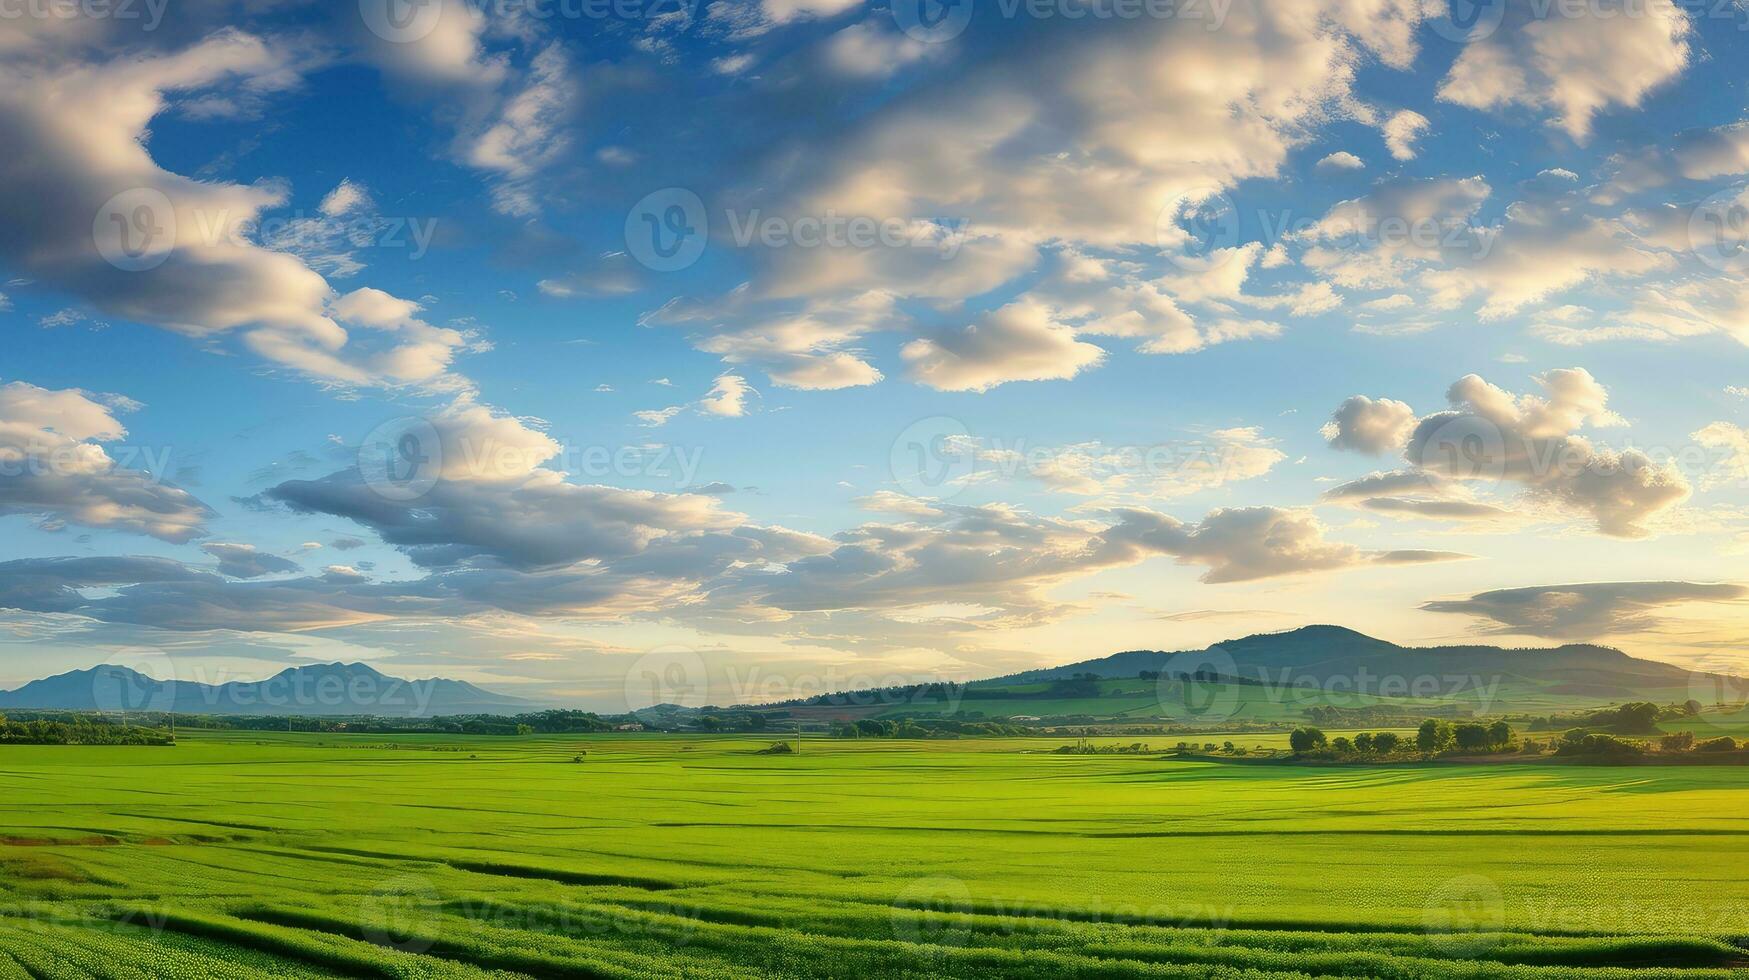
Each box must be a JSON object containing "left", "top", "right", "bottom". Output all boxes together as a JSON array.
[{"left": 2, "top": 732, "right": 1747, "bottom": 978}]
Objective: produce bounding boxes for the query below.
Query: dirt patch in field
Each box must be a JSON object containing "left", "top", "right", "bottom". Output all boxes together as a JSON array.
[{"left": 0, "top": 835, "right": 120, "bottom": 847}]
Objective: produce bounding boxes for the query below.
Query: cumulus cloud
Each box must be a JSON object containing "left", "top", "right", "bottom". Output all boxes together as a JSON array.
[
  {"left": 1298, "top": 176, "right": 1491, "bottom": 290},
  {"left": 1423, "top": 581, "right": 1747, "bottom": 638},
  {"left": 1421, "top": 198, "right": 1671, "bottom": 320},
  {"left": 645, "top": 291, "right": 891, "bottom": 391},
  {"left": 1316, "top": 151, "right": 1366, "bottom": 173},
  {"left": 901, "top": 300, "right": 1106, "bottom": 392},
  {"left": 1437, "top": 0, "right": 1691, "bottom": 142},
  {"left": 1603, "top": 122, "right": 1749, "bottom": 201},
  {"left": 0, "top": 380, "right": 209, "bottom": 542},
  {"left": 0, "top": 31, "right": 477, "bottom": 392},
  {"left": 1322, "top": 395, "right": 1417, "bottom": 454},
  {"left": 264, "top": 402, "right": 744, "bottom": 571},
  {"left": 633, "top": 1, "right": 1434, "bottom": 388},
  {"left": 1026, "top": 247, "right": 1288, "bottom": 357},
  {"left": 1299, "top": 174, "right": 1670, "bottom": 320},
  {"left": 1329, "top": 368, "right": 1690, "bottom": 537}
]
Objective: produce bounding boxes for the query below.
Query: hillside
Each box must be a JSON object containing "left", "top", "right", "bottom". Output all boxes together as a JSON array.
[
  {"left": 0, "top": 662, "right": 530, "bottom": 717},
  {"left": 997, "top": 625, "right": 1698, "bottom": 694},
  {"left": 777, "top": 626, "right": 1734, "bottom": 725}
]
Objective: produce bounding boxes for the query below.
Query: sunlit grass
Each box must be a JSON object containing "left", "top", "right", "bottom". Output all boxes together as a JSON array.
[{"left": 1, "top": 732, "right": 1745, "bottom": 977}]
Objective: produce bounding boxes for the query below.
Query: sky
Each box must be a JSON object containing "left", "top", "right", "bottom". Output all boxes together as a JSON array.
[{"left": 1, "top": 0, "right": 1748, "bottom": 710}]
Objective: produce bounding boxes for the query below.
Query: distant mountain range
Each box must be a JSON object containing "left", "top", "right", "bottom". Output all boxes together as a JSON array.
[
  {"left": 990, "top": 625, "right": 1721, "bottom": 701},
  {"left": 763, "top": 625, "right": 1738, "bottom": 725},
  {"left": 0, "top": 662, "right": 531, "bottom": 717},
  {"left": 1, "top": 627, "right": 1736, "bottom": 722}
]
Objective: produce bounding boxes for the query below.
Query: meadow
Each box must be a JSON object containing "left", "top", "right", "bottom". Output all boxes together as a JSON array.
[{"left": 1, "top": 732, "right": 1746, "bottom": 978}]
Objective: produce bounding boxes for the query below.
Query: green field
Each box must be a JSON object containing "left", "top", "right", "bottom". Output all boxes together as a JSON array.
[{"left": 2, "top": 732, "right": 1747, "bottom": 978}]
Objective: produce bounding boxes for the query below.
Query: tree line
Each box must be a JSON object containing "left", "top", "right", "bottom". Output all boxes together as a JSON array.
[{"left": 0, "top": 714, "right": 174, "bottom": 746}]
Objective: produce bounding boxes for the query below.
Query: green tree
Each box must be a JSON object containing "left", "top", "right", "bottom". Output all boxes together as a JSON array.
[
  {"left": 1417, "top": 719, "right": 1453, "bottom": 753},
  {"left": 1372, "top": 731, "right": 1401, "bottom": 753},
  {"left": 1453, "top": 723, "right": 1491, "bottom": 752},
  {"left": 1289, "top": 727, "right": 1327, "bottom": 753},
  {"left": 1487, "top": 720, "right": 1513, "bottom": 748}
]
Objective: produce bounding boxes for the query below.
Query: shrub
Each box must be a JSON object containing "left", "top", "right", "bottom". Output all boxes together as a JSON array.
[
  {"left": 1697, "top": 736, "right": 1738, "bottom": 753},
  {"left": 1556, "top": 733, "right": 1646, "bottom": 758},
  {"left": 1331, "top": 736, "right": 1353, "bottom": 753},
  {"left": 1353, "top": 733, "right": 1374, "bottom": 753},
  {"left": 1372, "top": 731, "right": 1401, "bottom": 753},
  {"left": 1660, "top": 731, "right": 1696, "bottom": 753}
]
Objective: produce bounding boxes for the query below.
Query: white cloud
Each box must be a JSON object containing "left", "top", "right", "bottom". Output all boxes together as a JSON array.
[
  {"left": 1316, "top": 151, "right": 1366, "bottom": 173},
  {"left": 634, "top": 406, "right": 684, "bottom": 427},
  {"left": 822, "top": 20, "right": 934, "bottom": 78},
  {"left": 660, "top": 2, "right": 1437, "bottom": 388},
  {"left": 1437, "top": 0, "right": 1691, "bottom": 142},
  {"left": 0, "top": 380, "right": 209, "bottom": 542},
  {"left": 1381, "top": 109, "right": 1428, "bottom": 160},
  {"left": 1322, "top": 395, "right": 1417, "bottom": 454},
  {"left": 463, "top": 43, "right": 572, "bottom": 217},
  {"left": 318, "top": 179, "right": 372, "bottom": 218},
  {"left": 1693, "top": 422, "right": 1749, "bottom": 492},
  {"left": 901, "top": 300, "right": 1106, "bottom": 392},
  {"left": 1394, "top": 368, "right": 1689, "bottom": 538},
  {"left": 0, "top": 31, "right": 479, "bottom": 392},
  {"left": 698, "top": 375, "right": 754, "bottom": 417}
]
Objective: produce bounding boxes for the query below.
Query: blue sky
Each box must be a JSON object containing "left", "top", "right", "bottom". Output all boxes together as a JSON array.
[{"left": 2, "top": 0, "right": 1748, "bottom": 708}]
